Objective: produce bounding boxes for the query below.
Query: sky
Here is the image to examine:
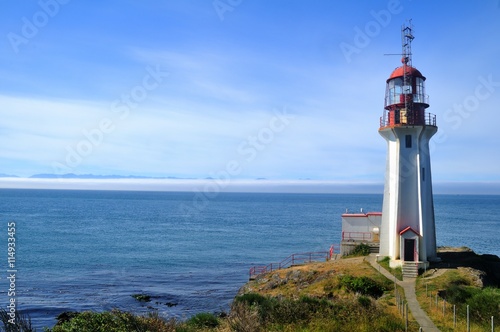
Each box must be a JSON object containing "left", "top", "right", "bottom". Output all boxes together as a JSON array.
[{"left": 1, "top": 0, "right": 499, "bottom": 193}]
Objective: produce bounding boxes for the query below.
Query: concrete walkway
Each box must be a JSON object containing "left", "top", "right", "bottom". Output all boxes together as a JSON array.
[{"left": 367, "top": 254, "right": 440, "bottom": 332}]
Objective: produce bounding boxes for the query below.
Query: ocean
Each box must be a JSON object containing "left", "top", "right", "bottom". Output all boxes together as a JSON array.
[{"left": 0, "top": 189, "right": 498, "bottom": 330}]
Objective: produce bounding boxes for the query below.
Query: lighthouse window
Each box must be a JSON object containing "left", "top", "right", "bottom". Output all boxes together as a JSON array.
[
  {"left": 405, "top": 135, "right": 412, "bottom": 148},
  {"left": 387, "top": 78, "right": 403, "bottom": 105},
  {"left": 403, "top": 84, "right": 412, "bottom": 94},
  {"left": 415, "top": 77, "right": 425, "bottom": 103}
]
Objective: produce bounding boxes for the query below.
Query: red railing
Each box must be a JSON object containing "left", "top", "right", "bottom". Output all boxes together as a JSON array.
[
  {"left": 342, "top": 231, "right": 372, "bottom": 241},
  {"left": 249, "top": 245, "right": 339, "bottom": 279},
  {"left": 379, "top": 111, "right": 436, "bottom": 128}
]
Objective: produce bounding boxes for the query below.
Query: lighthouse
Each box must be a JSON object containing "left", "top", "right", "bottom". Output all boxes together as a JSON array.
[{"left": 378, "top": 23, "right": 438, "bottom": 268}]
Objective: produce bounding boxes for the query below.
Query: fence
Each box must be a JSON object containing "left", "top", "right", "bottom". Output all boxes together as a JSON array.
[
  {"left": 421, "top": 280, "right": 497, "bottom": 332},
  {"left": 394, "top": 278, "right": 497, "bottom": 332},
  {"left": 341, "top": 231, "right": 373, "bottom": 241},
  {"left": 379, "top": 110, "right": 436, "bottom": 128},
  {"left": 249, "top": 244, "right": 339, "bottom": 279}
]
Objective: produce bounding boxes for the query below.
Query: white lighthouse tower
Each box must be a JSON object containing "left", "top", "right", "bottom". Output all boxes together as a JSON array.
[{"left": 378, "top": 23, "right": 438, "bottom": 268}]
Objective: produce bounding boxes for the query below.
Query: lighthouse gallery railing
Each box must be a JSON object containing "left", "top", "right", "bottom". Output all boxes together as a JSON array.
[{"left": 380, "top": 111, "right": 436, "bottom": 128}]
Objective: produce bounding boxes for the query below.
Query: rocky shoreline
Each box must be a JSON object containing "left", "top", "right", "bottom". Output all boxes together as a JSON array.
[
  {"left": 28, "top": 247, "right": 500, "bottom": 331},
  {"left": 431, "top": 247, "right": 500, "bottom": 286}
]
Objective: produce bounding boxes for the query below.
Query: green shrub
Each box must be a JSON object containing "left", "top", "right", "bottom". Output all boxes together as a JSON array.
[
  {"left": 228, "top": 302, "right": 261, "bottom": 332},
  {"left": 232, "top": 294, "right": 406, "bottom": 331},
  {"left": 299, "top": 296, "right": 332, "bottom": 313},
  {"left": 339, "top": 275, "right": 385, "bottom": 298},
  {"left": 441, "top": 280, "right": 500, "bottom": 326},
  {"left": 444, "top": 284, "right": 479, "bottom": 304},
  {"left": 349, "top": 243, "right": 371, "bottom": 256},
  {"left": 49, "top": 311, "right": 130, "bottom": 332},
  {"left": 379, "top": 256, "right": 390, "bottom": 263},
  {"left": 270, "top": 298, "right": 307, "bottom": 324},
  {"left": 234, "top": 293, "right": 278, "bottom": 323},
  {"left": 0, "top": 309, "right": 35, "bottom": 332},
  {"left": 185, "top": 312, "right": 219, "bottom": 329},
  {"left": 47, "top": 310, "right": 176, "bottom": 332},
  {"left": 467, "top": 288, "right": 500, "bottom": 323},
  {"left": 357, "top": 295, "right": 372, "bottom": 308},
  {"left": 323, "top": 279, "right": 336, "bottom": 297},
  {"left": 269, "top": 297, "right": 332, "bottom": 325},
  {"left": 234, "top": 294, "right": 335, "bottom": 326},
  {"left": 234, "top": 292, "right": 268, "bottom": 307}
]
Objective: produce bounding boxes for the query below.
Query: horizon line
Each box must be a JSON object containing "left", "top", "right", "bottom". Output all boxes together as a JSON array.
[{"left": 0, "top": 178, "right": 499, "bottom": 195}]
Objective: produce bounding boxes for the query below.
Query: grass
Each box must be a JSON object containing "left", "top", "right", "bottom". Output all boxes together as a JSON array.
[
  {"left": 232, "top": 293, "right": 407, "bottom": 331},
  {"left": 416, "top": 269, "right": 500, "bottom": 332},
  {"left": 236, "top": 256, "right": 418, "bottom": 331},
  {"left": 246, "top": 257, "right": 395, "bottom": 299},
  {"left": 378, "top": 256, "right": 403, "bottom": 281}
]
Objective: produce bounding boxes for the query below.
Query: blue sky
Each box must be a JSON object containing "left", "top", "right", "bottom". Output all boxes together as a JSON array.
[{"left": 1, "top": 1, "right": 499, "bottom": 192}]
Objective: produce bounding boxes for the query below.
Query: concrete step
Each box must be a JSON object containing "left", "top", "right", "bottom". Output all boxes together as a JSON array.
[{"left": 402, "top": 263, "right": 419, "bottom": 278}]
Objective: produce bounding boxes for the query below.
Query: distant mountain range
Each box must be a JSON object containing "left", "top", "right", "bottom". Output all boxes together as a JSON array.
[
  {"left": 0, "top": 173, "right": 267, "bottom": 180},
  {"left": 0, "top": 173, "right": 183, "bottom": 179}
]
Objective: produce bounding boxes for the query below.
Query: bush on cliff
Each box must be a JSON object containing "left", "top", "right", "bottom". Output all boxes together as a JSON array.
[
  {"left": 338, "top": 275, "right": 386, "bottom": 298},
  {"left": 46, "top": 310, "right": 176, "bottom": 332},
  {"left": 184, "top": 312, "right": 219, "bottom": 329},
  {"left": 232, "top": 293, "right": 404, "bottom": 331},
  {"left": 234, "top": 293, "right": 333, "bottom": 325},
  {"left": 467, "top": 288, "right": 500, "bottom": 322},
  {"left": 349, "top": 243, "right": 371, "bottom": 256}
]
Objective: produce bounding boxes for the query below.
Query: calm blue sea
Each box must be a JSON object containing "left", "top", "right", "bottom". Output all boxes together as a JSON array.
[{"left": 0, "top": 189, "right": 498, "bottom": 330}]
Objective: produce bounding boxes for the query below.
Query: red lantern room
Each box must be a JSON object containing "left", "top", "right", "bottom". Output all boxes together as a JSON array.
[{"left": 379, "top": 24, "right": 436, "bottom": 129}]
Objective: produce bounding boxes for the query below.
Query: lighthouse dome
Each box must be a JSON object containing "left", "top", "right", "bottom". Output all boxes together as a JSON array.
[{"left": 387, "top": 65, "right": 426, "bottom": 82}]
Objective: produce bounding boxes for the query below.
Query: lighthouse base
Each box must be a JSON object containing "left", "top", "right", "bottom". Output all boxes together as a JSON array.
[{"left": 377, "top": 255, "right": 430, "bottom": 270}]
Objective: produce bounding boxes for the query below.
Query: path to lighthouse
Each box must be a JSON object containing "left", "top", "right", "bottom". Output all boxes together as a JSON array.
[{"left": 367, "top": 254, "right": 440, "bottom": 331}]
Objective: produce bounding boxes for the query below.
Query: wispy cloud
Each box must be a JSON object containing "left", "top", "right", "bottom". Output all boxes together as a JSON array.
[{"left": 1, "top": 2, "right": 499, "bottom": 186}]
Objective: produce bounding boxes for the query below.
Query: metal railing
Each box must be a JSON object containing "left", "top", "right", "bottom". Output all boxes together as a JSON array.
[
  {"left": 380, "top": 111, "right": 436, "bottom": 128},
  {"left": 342, "top": 231, "right": 373, "bottom": 241},
  {"left": 249, "top": 245, "right": 339, "bottom": 279}
]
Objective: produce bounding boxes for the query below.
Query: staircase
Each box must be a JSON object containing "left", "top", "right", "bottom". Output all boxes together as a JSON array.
[
  {"left": 368, "top": 243, "right": 380, "bottom": 253},
  {"left": 402, "top": 262, "right": 419, "bottom": 278}
]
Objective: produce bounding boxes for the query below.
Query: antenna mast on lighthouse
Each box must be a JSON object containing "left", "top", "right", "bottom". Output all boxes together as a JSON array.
[
  {"left": 402, "top": 20, "right": 414, "bottom": 123},
  {"left": 401, "top": 20, "right": 414, "bottom": 67}
]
